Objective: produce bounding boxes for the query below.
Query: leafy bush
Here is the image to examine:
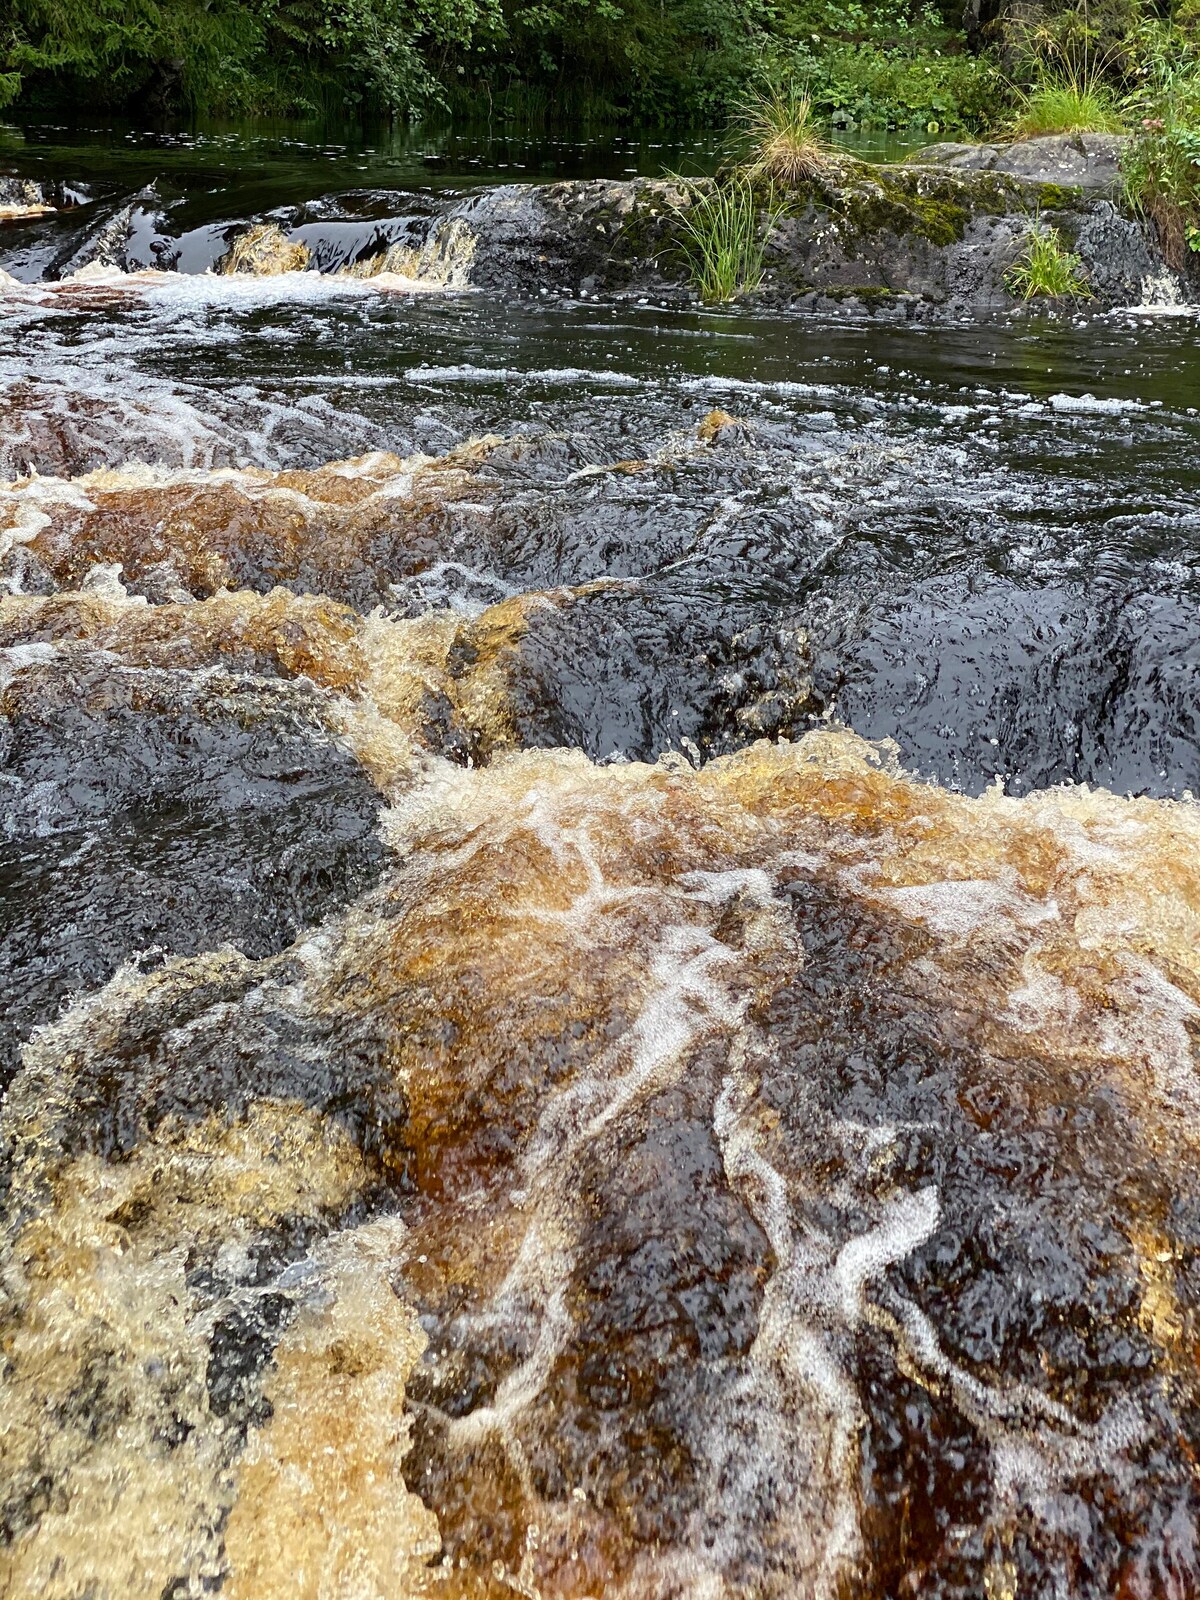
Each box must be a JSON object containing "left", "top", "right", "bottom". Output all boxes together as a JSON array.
[
  {"left": 1121, "top": 28, "right": 1200, "bottom": 266},
  {"left": 449, "top": 0, "right": 774, "bottom": 125},
  {"left": 0, "top": 0, "right": 502, "bottom": 115},
  {"left": 2, "top": 0, "right": 1004, "bottom": 130},
  {"left": 771, "top": 40, "right": 1002, "bottom": 132},
  {"left": 754, "top": 0, "right": 1002, "bottom": 133},
  {"left": 1004, "top": 220, "right": 1092, "bottom": 298}
]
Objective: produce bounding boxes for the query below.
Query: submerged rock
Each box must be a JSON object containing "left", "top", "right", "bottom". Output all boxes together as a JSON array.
[
  {"left": 835, "top": 574, "right": 1200, "bottom": 796},
  {"left": 6, "top": 409, "right": 1200, "bottom": 800},
  {"left": 454, "top": 580, "right": 818, "bottom": 764}
]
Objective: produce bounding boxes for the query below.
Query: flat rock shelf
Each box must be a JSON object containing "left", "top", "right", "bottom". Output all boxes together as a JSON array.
[{"left": 0, "top": 135, "right": 1189, "bottom": 313}]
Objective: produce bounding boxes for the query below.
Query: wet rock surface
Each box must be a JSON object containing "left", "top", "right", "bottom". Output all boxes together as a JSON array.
[
  {"left": 4, "top": 734, "right": 1200, "bottom": 1598},
  {"left": 4, "top": 390, "right": 1196, "bottom": 801},
  {"left": 0, "top": 142, "right": 1182, "bottom": 310},
  {"left": 0, "top": 650, "right": 387, "bottom": 1090}
]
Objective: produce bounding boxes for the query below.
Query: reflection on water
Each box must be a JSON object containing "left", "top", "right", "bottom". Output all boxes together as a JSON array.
[
  {"left": 1, "top": 137, "right": 1200, "bottom": 1600},
  {"left": 0, "top": 116, "right": 728, "bottom": 214},
  {"left": 0, "top": 116, "right": 927, "bottom": 203}
]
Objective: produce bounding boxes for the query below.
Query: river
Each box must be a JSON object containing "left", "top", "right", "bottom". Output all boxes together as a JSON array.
[{"left": 2, "top": 120, "right": 1200, "bottom": 1600}]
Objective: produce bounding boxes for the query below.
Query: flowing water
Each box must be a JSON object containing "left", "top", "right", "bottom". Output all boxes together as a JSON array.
[{"left": 3, "top": 124, "right": 1200, "bottom": 1600}]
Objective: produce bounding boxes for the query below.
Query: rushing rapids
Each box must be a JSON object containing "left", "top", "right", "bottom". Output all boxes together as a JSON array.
[{"left": 3, "top": 131, "right": 1200, "bottom": 1600}]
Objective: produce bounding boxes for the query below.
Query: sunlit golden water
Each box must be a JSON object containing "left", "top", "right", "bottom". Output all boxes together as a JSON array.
[{"left": 2, "top": 420, "right": 1200, "bottom": 1598}]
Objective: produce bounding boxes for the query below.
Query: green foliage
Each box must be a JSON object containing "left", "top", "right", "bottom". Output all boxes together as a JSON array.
[
  {"left": 8, "top": 0, "right": 1197, "bottom": 144},
  {"left": 1121, "top": 26, "right": 1200, "bottom": 265},
  {"left": 737, "top": 82, "right": 829, "bottom": 180},
  {"left": 1, "top": 0, "right": 254, "bottom": 109},
  {"left": 1004, "top": 220, "right": 1092, "bottom": 298},
  {"left": 0, "top": 0, "right": 1000, "bottom": 131},
  {"left": 757, "top": 0, "right": 1001, "bottom": 132},
  {"left": 798, "top": 42, "right": 1000, "bottom": 131},
  {"left": 0, "top": 0, "right": 502, "bottom": 115},
  {"left": 1009, "top": 76, "right": 1124, "bottom": 135},
  {"left": 451, "top": 0, "right": 774, "bottom": 125},
  {"left": 669, "top": 175, "right": 782, "bottom": 301}
]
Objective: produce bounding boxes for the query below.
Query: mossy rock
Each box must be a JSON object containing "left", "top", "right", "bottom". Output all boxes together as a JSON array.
[
  {"left": 763, "top": 158, "right": 1084, "bottom": 249},
  {"left": 514, "top": 163, "right": 1149, "bottom": 310}
]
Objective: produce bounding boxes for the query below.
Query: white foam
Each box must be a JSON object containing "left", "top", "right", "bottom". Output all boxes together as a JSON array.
[
  {"left": 0, "top": 641, "right": 60, "bottom": 693},
  {"left": 19, "top": 266, "right": 467, "bottom": 311},
  {"left": 680, "top": 374, "right": 842, "bottom": 401},
  {"left": 833, "top": 1187, "right": 941, "bottom": 1324},
  {"left": 0, "top": 361, "right": 382, "bottom": 476},
  {"left": 404, "top": 363, "right": 641, "bottom": 388},
  {"left": 878, "top": 876, "right": 1059, "bottom": 937},
  {"left": 1125, "top": 269, "right": 1195, "bottom": 315},
  {"left": 1047, "top": 391, "right": 1152, "bottom": 415}
]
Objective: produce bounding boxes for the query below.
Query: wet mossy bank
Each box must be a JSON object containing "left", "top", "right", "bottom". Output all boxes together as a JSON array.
[
  {"left": 459, "top": 149, "right": 1183, "bottom": 312},
  {"left": 4, "top": 135, "right": 1186, "bottom": 313}
]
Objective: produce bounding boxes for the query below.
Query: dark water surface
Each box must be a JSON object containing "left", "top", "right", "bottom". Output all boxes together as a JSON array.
[
  {"left": 4, "top": 260, "right": 1198, "bottom": 796},
  {"left": 0, "top": 115, "right": 925, "bottom": 198},
  {"left": 2, "top": 133, "right": 1200, "bottom": 1600}
]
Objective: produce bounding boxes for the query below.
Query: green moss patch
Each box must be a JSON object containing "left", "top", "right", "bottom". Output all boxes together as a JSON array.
[{"left": 763, "top": 159, "right": 1087, "bottom": 248}]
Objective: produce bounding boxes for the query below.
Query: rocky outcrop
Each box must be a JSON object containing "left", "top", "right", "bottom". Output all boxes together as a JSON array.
[
  {"left": 759, "top": 158, "right": 1164, "bottom": 311},
  {"left": 1, "top": 140, "right": 1188, "bottom": 314},
  {"left": 450, "top": 176, "right": 688, "bottom": 297},
  {"left": 449, "top": 153, "right": 1180, "bottom": 313},
  {"left": 912, "top": 131, "right": 1126, "bottom": 191}
]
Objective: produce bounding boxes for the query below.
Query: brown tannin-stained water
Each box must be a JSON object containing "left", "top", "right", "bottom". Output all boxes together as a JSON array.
[{"left": 3, "top": 124, "right": 1200, "bottom": 1600}]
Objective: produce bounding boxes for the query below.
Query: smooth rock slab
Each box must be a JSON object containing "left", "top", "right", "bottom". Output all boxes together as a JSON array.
[{"left": 912, "top": 132, "right": 1127, "bottom": 192}]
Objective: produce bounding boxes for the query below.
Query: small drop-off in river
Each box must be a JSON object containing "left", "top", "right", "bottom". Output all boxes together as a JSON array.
[{"left": 2, "top": 120, "right": 1200, "bottom": 1600}]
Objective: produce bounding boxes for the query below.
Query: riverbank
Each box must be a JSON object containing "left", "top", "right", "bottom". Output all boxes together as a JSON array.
[{"left": 1, "top": 134, "right": 1189, "bottom": 315}]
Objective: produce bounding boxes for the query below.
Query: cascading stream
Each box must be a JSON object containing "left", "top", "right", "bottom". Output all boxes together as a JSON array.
[{"left": 2, "top": 140, "right": 1200, "bottom": 1600}]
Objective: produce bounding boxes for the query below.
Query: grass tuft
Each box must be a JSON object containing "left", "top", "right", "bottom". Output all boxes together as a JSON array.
[
  {"left": 1009, "top": 76, "right": 1124, "bottom": 137},
  {"left": 1005, "top": 10, "right": 1127, "bottom": 140},
  {"left": 738, "top": 84, "right": 831, "bottom": 185},
  {"left": 668, "top": 176, "right": 782, "bottom": 304},
  {"left": 1004, "top": 220, "right": 1092, "bottom": 299}
]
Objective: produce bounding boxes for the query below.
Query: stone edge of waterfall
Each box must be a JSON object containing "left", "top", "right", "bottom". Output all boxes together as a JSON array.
[{"left": 2, "top": 135, "right": 1193, "bottom": 317}]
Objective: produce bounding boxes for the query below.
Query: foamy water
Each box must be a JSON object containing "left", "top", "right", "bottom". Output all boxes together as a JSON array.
[{"left": 2, "top": 199, "right": 1200, "bottom": 1598}]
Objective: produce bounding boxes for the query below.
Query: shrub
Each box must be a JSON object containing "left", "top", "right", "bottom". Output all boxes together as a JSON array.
[
  {"left": 1004, "top": 220, "right": 1092, "bottom": 298},
  {"left": 1121, "top": 29, "right": 1200, "bottom": 267},
  {"left": 669, "top": 176, "right": 782, "bottom": 302},
  {"left": 0, "top": 0, "right": 503, "bottom": 115},
  {"left": 781, "top": 40, "right": 1002, "bottom": 133}
]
